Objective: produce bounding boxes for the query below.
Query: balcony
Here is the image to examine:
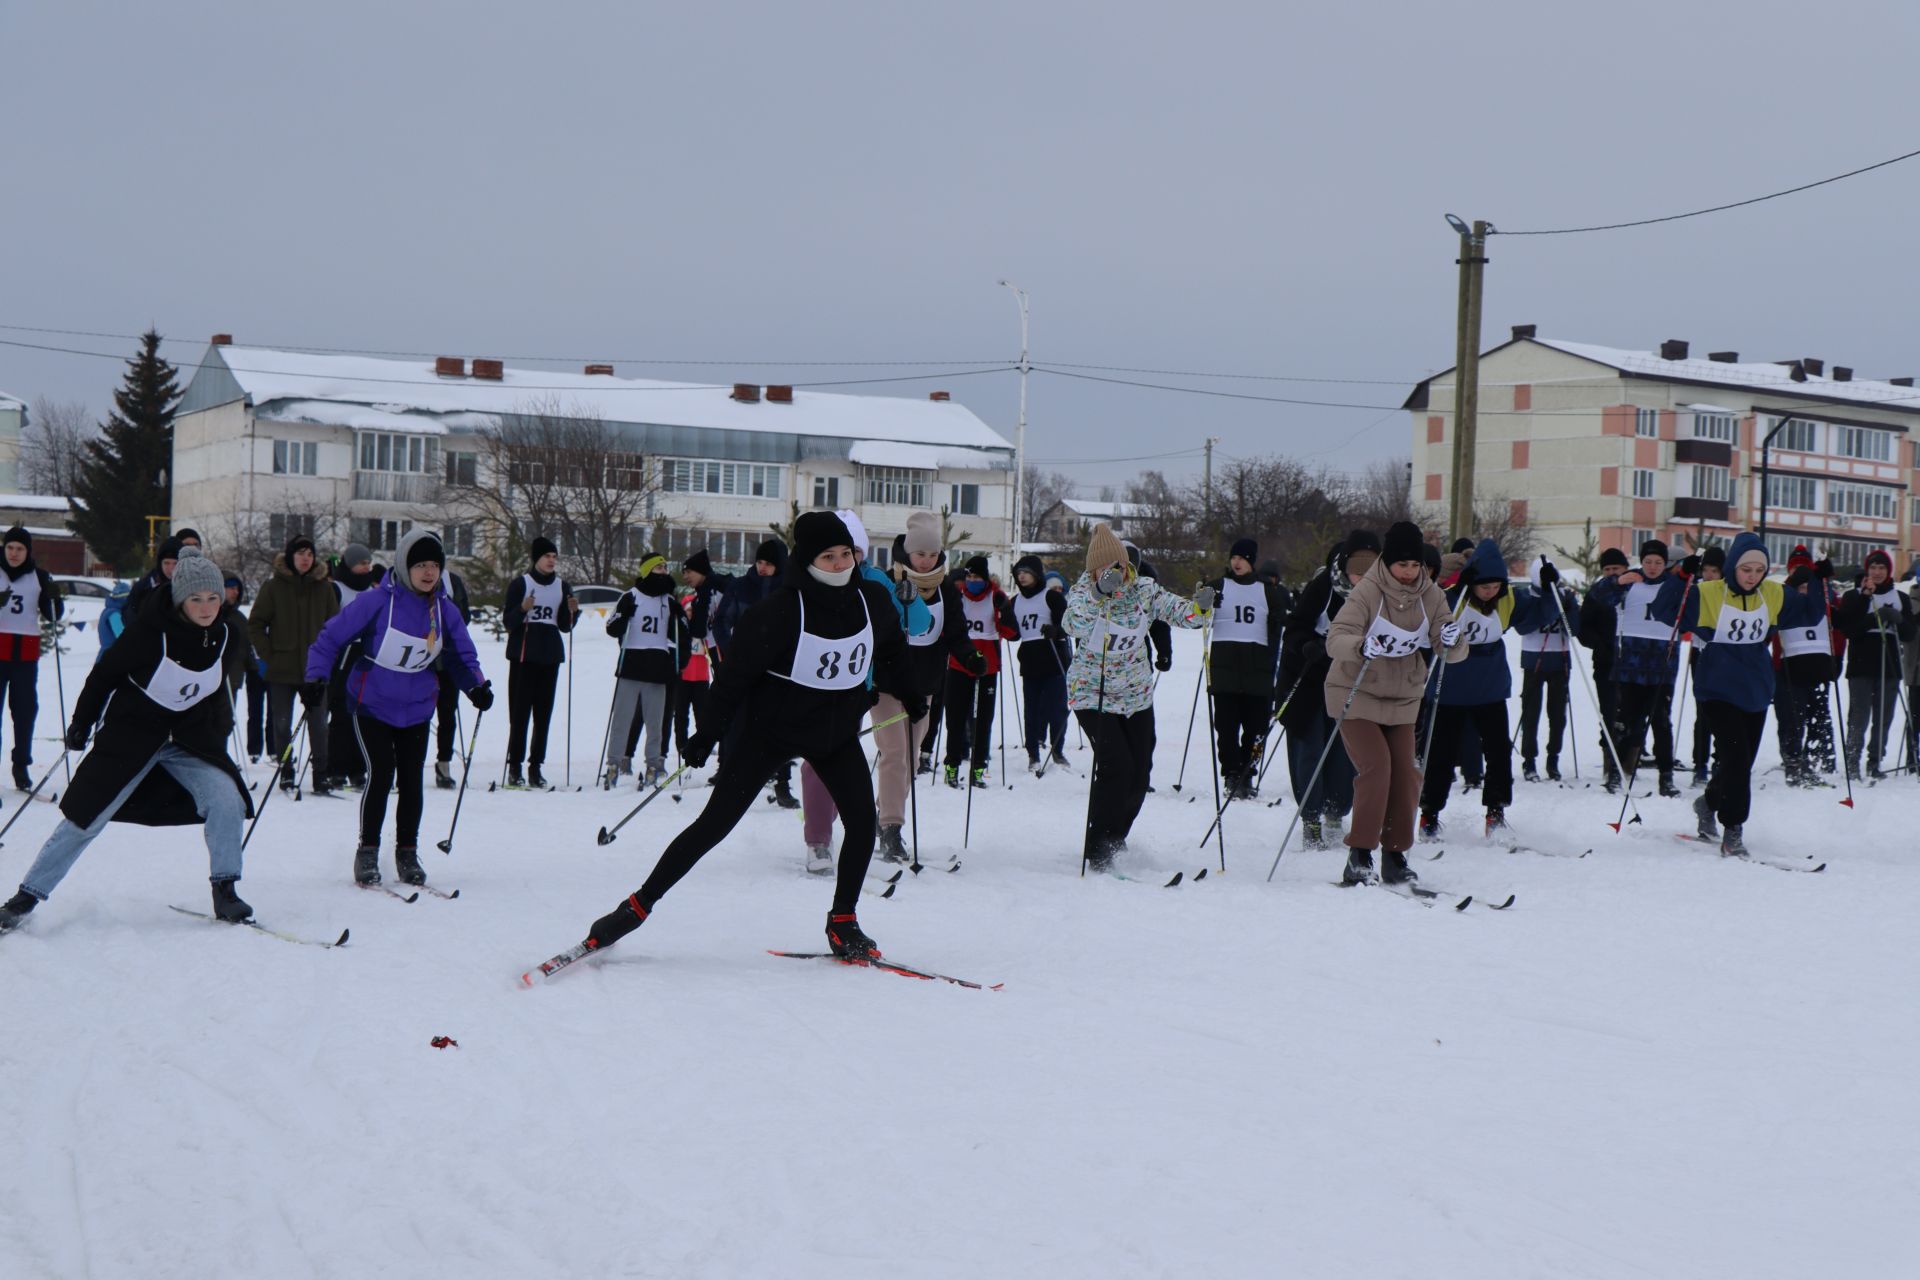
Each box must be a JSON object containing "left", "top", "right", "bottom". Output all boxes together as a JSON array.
[
  {"left": 1673, "top": 497, "right": 1730, "bottom": 521},
  {"left": 1675, "top": 439, "right": 1732, "bottom": 466},
  {"left": 353, "top": 472, "right": 435, "bottom": 503}
]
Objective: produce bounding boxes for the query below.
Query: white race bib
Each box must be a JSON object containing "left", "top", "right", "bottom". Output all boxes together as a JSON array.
[
  {"left": 369, "top": 595, "right": 442, "bottom": 673},
  {"left": 1364, "top": 599, "right": 1430, "bottom": 659},
  {"left": 780, "top": 592, "right": 873, "bottom": 691},
  {"left": 1712, "top": 595, "right": 1771, "bottom": 647},
  {"left": 1779, "top": 613, "right": 1830, "bottom": 658},
  {"left": 1617, "top": 579, "right": 1673, "bottom": 641},
  {"left": 908, "top": 591, "right": 945, "bottom": 648},
  {"left": 1012, "top": 593, "right": 1049, "bottom": 642},
  {"left": 522, "top": 575, "right": 563, "bottom": 626},
  {"left": 961, "top": 592, "right": 997, "bottom": 639},
  {"left": 0, "top": 572, "right": 40, "bottom": 637},
  {"left": 139, "top": 630, "right": 227, "bottom": 712},
  {"left": 622, "top": 591, "right": 674, "bottom": 653},
  {"left": 1212, "top": 579, "right": 1268, "bottom": 645}
]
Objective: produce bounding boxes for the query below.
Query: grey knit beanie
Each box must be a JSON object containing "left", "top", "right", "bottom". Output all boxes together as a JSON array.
[{"left": 170, "top": 547, "right": 225, "bottom": 603}]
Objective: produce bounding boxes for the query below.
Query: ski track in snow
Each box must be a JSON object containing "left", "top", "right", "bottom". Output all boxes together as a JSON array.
[{"left": 0, "top": 619, "right": 1911, "bottom": 1277}]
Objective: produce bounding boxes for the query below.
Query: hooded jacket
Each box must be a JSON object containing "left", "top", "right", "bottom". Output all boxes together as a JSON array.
[
  {"left": 305, "top": 553, "right": 487, "bottom": 729},
  {"left": 714, "top": 543, "right": 788, "bottom": 651},
  {"left": 247, "top": 550, "right": 340, "bottom": 684},
  {"left": 1277, "top": 548, "right": 1353, "bottom": 732},
  {"left": 1662, "top": 533, "right": 1823, "bottom": 712},
  {"left": 62, "top": 588, "right": 254, "bottom": 830},
  {"left": 1437, "top": 539, "right": 1549, "bottom": 705},
  {"left": 1323, "top": 556, "right": 1452, "bottom": 725},
  {"left": 1062, "top": 569, "right": 1206, "bottom": 715}
]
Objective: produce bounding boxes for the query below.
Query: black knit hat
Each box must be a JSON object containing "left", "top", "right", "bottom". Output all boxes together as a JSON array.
[
  {"left": 1640, "top": 539, "right": 1669, "bottom": 561},
  {"left": 529, "top": 536, "right": 558, "bottom": 563},
  {"left": 2, "top": 526, "right": 29, "bottom": 552},
  {"left": 683, "top": 549, "right": 713, "bottom": 578},
  {"left": 402, "top": 528, "right": 446, "bottom": 571},
  {"left": 1257, "top": 559, "right": 1281, "bottom": 581},
  {"left": 1421, "top": 543, "right": 1443, "bottom": 577},
  {"left": 1230, "top": 537, "right": 1258, "bottom": 562},
  {"left": 964, "top": 555, "right": 991, "bottom": 579},
  {"left": 791, "top": 511, "right": 855, "bottom": 568},
  {"left": 1450, "top": 537, "right": 1475, "bottom": 554},
  {"left": 1346, "top": 529, "right": 1383, "bottom": 557},
  {"left": 1701, "top": 545, "right": 1727, "bottom": 570},
  {"left": 1599, "top": 547, "right": 1630, "bottom": 569},
  {"left": 1382, "top": 521, "right": 1424, "bottom": 567},
  {"left": 755, "top": 538, "right": 789, "bottom": 568}
]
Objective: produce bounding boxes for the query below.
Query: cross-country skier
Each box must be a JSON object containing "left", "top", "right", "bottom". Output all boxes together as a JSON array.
[
  {"left": 1278, "top": 532, "right": 1378, "bottom": 849},
  {"left": 578, "top": 511, "right": 922, "bottom": 962},
  {"left": 1001, "top": 552, "right": 1071, "bottom": 773},
  {"left": 323, "top": 542, "right": 384, "bottom": 791},
  {"left": 1516, "top": 555, "right": 1580, "bottom": 783},
  {"left": 501, "top": 537, "right": 578, "bottom": 789},
  {"left": 943, "top": 556, "right": 1015, "bottom": 789},
  {"left": 1327, "top": 521, "right": 1454, "bottom": 886},
  {"left": 1680, "top": 547, "right": 1725, "bottom": 787},
  {"left": 1202, "top": 537, "right": 1287, "bottom": 799},
  {"left": 1577, "top": 546, "right": 1632, "bottom": 790},
  {"left": 0, "top": 548, "right": 254, "bottom": 934},
  {"left": 1064, "top": 523, "right": 1211, "bottom": 873},
  {"left": 1835, "top": 549, "right": 1917, "bottom": 781},
  {"left": 304, "top": 530, "right": 492, "bottom": 887},
  {"left": 0, "top": 527, "right": 65, "bottom": 791},
  {"left": 1772, "top": 544, "right": 1840, "bottom": 788},
  {"left": 1587, "top": 539, "right": 1688, "bottom": 797},
  {"left": 603, "top": 554, "right": 688, "bottom": 789}
]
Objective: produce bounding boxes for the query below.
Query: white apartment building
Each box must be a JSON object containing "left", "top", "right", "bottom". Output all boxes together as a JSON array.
[
  {"left": 1407, "top": 328, "right": 1920, "bottom": 570},
  {"left": 170, "top": 338, "right": 1015, "bottom": 576},
  {"left": 0, "top": 393, "right": 23, "bottom": 494}
]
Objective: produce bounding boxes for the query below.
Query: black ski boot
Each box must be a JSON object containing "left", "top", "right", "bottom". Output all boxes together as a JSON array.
[
  {"left": 12, "top": 764, "right": 30, "bottom": 791},
  {"left": 877, "top": 825, "right": 909, "bottom": 863},
  {"left": 1485, "top": 806, "right": 1509, "bottom": 837},
  {"left": 1380, "top": 849, "right": 1417, "bottom": 885},
  {"left": 1418, "top": 811, "right": 1442, "bottom": 842},
  {"left": 1693, "top": 793, "right": 1719, "bottom": 841},
  {"left": 1521, "top": 758, "right": 1539, "bottom": 783},
  {"left": 772, "top": 773, "right": 801, "bottom": 809},
  {"left": 1719, "top": 823, "right": 1748, "bottom": 858},
  {"left": 1341, "top": 847, "right": 1374, "bottom": 886},
  {"left": 1545, "top": 756, "right": 1561, "bottom": 782},
  {"left": 506, "top": 764, "right": 526, "bottom": 789},
  {"left": 529, "top": 765, "right": 548, "bottom": 790},
  {"left": 395, "top": 846, "right": 426, "bottom": 886},
  {"left": 354, "top": 844, "right": 381, "bottom": 886},
  {"left": 1604, "top": 768, "right": 1622, "bottom": 795},
  {"left": 1658, "top": 771, "right": 1682, "bottom": 799},
  {"left": 435, "top": 760, "right": 455, "bottom": 790},
  {"left": 588, "top": 894, "right": 648, "bottom": 950},
  {"left": 826, "top": 912, "right": 881, "bottom": 962},
  {"left": 0, "top": 888, "right": 39, "bottom": 933},
  {"left": 210, "top": 878, "right": 253, "bottom": 923}
]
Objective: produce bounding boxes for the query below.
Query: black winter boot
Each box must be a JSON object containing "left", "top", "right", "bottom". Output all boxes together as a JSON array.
[
  {"left": 1380, "top": 849, "right": 1417, "bottom": 885},
  {"left": 1693, "top": 793, "right": 1719, "bottom": 841},
  {"left": 210, "top": 878, "right": 253, "bottom": 922},
  {"left": 0, "top": 888, "right": 39, "bottom": 933},
  {"left": 529, "top": 765, "right": 548, "bottom": 790},
  {"left": 773, "top": 772, "right": 801, "bottom": 808},
  {"left": 877, "top": 825, "right": 909, "bottom": 863},
  {"left": 435, "top": 760, "right": 455, "bottom": 790},
  {"left": 826, "top": 912, "right": 881, "bottom": 961},
  {"left": 395, "top": 846, "right": 426, "bottom": 886},
  {"left": 354, "top": 844, "right": 381, "bottom": 886},
  {"left": 1341, "top": 847, "right": 1375, "bottom": 886},
  {"left": 1658, "top": 771, "right": 1682, "bottom": 798},
  {"left": 588, "top": 894, "right": 648, "bottom": 950}
]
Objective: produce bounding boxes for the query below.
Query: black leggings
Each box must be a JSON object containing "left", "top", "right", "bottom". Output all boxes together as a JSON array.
[
  {"left": 942, "top": 670, "right": 997, "bottom": 769},
  {"left": 1702, "top": 700, "right": 1767, "bottom": 827},
  {"left": 434, "top": 665, "right": 461, "bottom": 763},
  {"left": 354, "top": 714, "right": 431, "bottom": 848},
  {"left": 507, "top": 661, "right": 560, "bottom": 766},
  {"left": 638, "top": 735, "right": 877, "bottom": 915},
  {"left": 1078, "top": 707, "right": 1155, "bottom": 861},
  {"left": 1211, "top": 689, "right": 1272, "bottom": 778}
]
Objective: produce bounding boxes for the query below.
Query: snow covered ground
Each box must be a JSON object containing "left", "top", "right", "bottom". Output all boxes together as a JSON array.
[{"left": 0, "top": 619, "right": 1911, "bottom": 1278}]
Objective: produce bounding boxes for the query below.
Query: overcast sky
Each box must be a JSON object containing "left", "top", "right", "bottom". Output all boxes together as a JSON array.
[{"left": 4, "top": 0, "right": 1918, "bottom": 494}]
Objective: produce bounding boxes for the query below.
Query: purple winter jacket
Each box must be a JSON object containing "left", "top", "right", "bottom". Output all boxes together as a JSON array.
[{"left": 306, "top": 573, "right": 486, "bottom": 728}]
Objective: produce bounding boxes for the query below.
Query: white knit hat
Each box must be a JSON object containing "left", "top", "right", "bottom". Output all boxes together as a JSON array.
[{"left": 835, "top": 509, "right": 870, "bottom": 555}]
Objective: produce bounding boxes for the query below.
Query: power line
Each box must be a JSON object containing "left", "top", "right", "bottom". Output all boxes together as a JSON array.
[
  {"left": 1031, "top": 366, "right": 1407, "bottom": 411},
  {"left": 1038, "top": 360, "right": 1416, "bottom": 386},
  {"left": 1492, "top": 144, "right": 1920, "bottom": 236},
  {"left": 1029, "top": 447, "right": 1206, "bottom": 465}
]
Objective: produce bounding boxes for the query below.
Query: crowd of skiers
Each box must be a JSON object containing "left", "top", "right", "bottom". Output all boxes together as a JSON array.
[{"left": 3, "top": 507, "right": 1909, "bottom": 967}]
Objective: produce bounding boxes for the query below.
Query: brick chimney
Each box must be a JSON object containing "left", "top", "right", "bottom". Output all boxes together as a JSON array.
[
  {"left": 1659, "top": 339, "right": 1689, "bottom": 361},
  {"left": 731, "top": 383, "right": 761, "bottom": 403},
  {"left": 583, "top": 364, "right": 614, "bottom": 376},
  {"left": 1510, "top": 324, "right": 1536, "bottom": 341},
  {"left": 929, "top": 391, "right": 951, "bottom": 402},
  {"left": 1802, "top": 358, "right": 1825, "bottom": 377},
  {"left": 1708, "top": 351, "right": 1738, "bottom": 363},
  {"left": 1833, "top": 366, "right": 1853, "bottom": 382},
  {"left": 1789, "top": 362, "right": 1808, "bottom": 383},
  {"left": 471, "top": 359, "right": 504, "bottom": 381},
  {"left": 434, "top": 357, "right": 467, "bottom": 377},
  {"left": 210, "top": 333, "right": 232, "bottom": 347},
  {"left": 765, "top": 385, "right": 794, "bottom": 404},
  {"left": 1891, "top": 377, "right": 1915, "bottom": 387}
]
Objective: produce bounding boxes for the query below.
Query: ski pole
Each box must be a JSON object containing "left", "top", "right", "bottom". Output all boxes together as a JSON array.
[
  {"left": 0, "top": 752, "right": 67, "bottom": 848},
  {"left": 565, "top": 625, "right": 575, "bottom": 789},
  {"left": 1200, "top": 628, "right": 1224, "bottom": 870},
  {"left": 995, "top": 648, "right": 1008, "bottom": 787},
  {"left": 1828, "top": 673, "right": 1856, "bottom": 808},
  {"left": 963, "top": 695, "right": 978, "bottom": 848},
  {"left": 438, "top": 706, "right": 485, "bottom": 853},
  {"left": 908, "top": 715, "right": 922, "bottom": 873},
  {"left": 52, "top": 624, "right": 73, "bottom": 787},
  {"left": 243, "top": 711, "right": 307, "bottom": 851},
  {"left": 1269, "top": 653, "right": 1375, "bottom": 881},
  {"left": 594, "top": 640, "right": 619, "bottom": 787}
]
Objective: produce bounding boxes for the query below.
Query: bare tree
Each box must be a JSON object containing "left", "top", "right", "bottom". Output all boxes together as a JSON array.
[
  {"left": 1019, "top": 465, "right": 1075, "bottom": 544},
  {"left": 196, "top": 482, "right": 352, "bottom": 584},
  {"left": 443, "top": 397, "right": 660, "bottom": 588},
  {"left": 20, "top": 398, "right": 99, "bottom": 496}
]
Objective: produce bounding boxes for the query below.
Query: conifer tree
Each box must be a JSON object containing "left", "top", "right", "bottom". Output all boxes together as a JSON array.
[{"left": 70, "top": 330, "right": 178, "bottom": 572}]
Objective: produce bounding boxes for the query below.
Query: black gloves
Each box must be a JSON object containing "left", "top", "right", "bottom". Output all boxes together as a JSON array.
[
  {"left": 64, "top": 721, "right": 89, "bottom": 752},
  {"left": 901, "top": 691, "right": 929, "bottom": 723},
  {"left": 1786, "top": 566, "right": 1812, "bottom": 588},
  {"left": 683, "top": 732, "right": 716, "bottom": 768},
  {"left": 1154, "top": 648, "right": 1173, "bottom": 672},
  {"left": 1040, "top": 623, "right": 1061, "bottom": 641},
  {"left": 1680, "top": 555, "right": 1702, "bottom": 578},
  {"left": 964, "top": 648, "right": 988, "bottom": 677},
  {"left": 1300, "top": 638, "right": 1327, "bottom": 668},
  {"left": 1815, "top": 558, "right": 1834, "bottom": 580},
  {"left": 1537, "top": 562, "right": 1560, "bottom": 588},
  {"left": 300, "top": 680, "right": 327, "bottom": 709},
  {"left": 467, "top": 682, "right": 494, "bottom": 711}
]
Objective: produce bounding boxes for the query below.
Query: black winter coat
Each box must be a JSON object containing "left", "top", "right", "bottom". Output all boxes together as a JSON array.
[
  {"left": 906, "top": 580, "right": 981, "bottom": 696},
  {"left": 999, "top": 584, "right": 1070, "bottom": 675},
  {"left": 1577, "top": 579, "right": 1620, "bottom": 677},
  {"left": 502, "top": 570, "right": 578, "bottom": 665},
  {"left": 606, "top": 578, "right": 690, "bottom": 683},
  {"left": 706, "top": 569, "right": 913, "bottom": 760},
  {"left": 1277, "top": 568, "right": 1349, "bottom": 731},
  {"left": 1203, "top": 571, "right": 1287, "bottom": 698},
  {"left": 62, "top": 592, "right": 254, "bottom": 829},
  {"left": 1836, "top": 584, "right": 1919, "bottom": 680}
]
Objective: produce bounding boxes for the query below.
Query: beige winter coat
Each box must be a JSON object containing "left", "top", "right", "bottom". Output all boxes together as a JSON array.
[{"left": 1324, "top": 557, "right": 1452, "bottom": 724}]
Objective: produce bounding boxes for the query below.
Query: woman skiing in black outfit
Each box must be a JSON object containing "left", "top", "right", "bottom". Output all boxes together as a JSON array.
[
  {"left": 0, "top": 549, "right": 256, "bottom": 933},
  {"left": 580, "top": 511, "right": 923, "bottom": 961}
]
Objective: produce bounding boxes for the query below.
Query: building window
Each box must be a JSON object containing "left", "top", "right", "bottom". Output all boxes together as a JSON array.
[
  {"left": 870, "top": 542, "right": 892, "bottom": 570},
  {"left": 660, "top": 459, "right": 783, "bottom": 499},
  {"left": 1911, "top": 496, "right": 1920, "bottom": 527},
  {"left": 1632, "top": 469, "right": 1656, "bottom": 499},
  {"left": 268, "top": 513, "right": 316, "bottom": 548},
  {"left": 1689, "top": 413, "right": 1736, "bottom": 443},
  {"left": 813, "top": 476, "right": 840, "bottom": 508},
  {"left": 1689, "top": 466, "right": 1733, "bottom": 502},
  {"left": 440, "top": 523, "right": 476, "bottom": 558},
  {"left": 1827, "top": 481, "right": 1896, "bottom": 521},
  {"left": 661, "top": 527, "right": 764, "bottom": 569},
  {"left": 358, "top": 431, "right": 436, "bottom": 474},
  {"left": 443, "top": 451, "right": 477, "bottom": 486},
  {"left": 272, "top": 439, "right": 319, "bottom": 476},
  {"left": 1835, "top": 424, "right": 1894, "bottom": 462},
  {"left": 863, "top": 466, "right": 929, "bottom": 507},
  {"left": 1765, "top": 417, "right": 1819, "bottom": 453},
  {"left": 606, "top": 452, "right": 647, "bottom": 490},
  {"left": 950, "top": 483, "right": 980, "bottom": 516},
  {"left": 1634, "top": 408, "right": 1659, "bottom": 437},
  {"left": 1765, "top": 473, "right": 1818, "bottom": 511},
  {"left": 1631, "top": 528, "right": 1655, "bottom": 552},
  {"left": 1823, "top": 538, "right": 1896, "bottom": 569},
  {"left": 364, "top": 519, "right": 413, "bottom": 553}
]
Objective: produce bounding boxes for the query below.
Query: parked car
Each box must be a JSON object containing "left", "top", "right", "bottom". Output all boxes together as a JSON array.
[{"left": 573, "top": 584, "right": 623, "bottom": 620}]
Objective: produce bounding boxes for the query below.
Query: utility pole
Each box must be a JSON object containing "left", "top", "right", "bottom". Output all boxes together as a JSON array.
[
  {"left": 1445, "top": 215, "right": 1489, "bottom": 540},
  {"left": 1203, "top": 436, "right": 1221, "bottom": 557},
  {"left": 999, "top": 280, "right": 1030, "bottom": 571}
]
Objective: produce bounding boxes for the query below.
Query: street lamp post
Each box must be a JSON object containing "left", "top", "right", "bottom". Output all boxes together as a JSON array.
[
  {"left": 1756, "top": 415, "right": 1796, "bottom": 551},
  {"left": 999, "top": 280, "right": 1030, "bottom": 570}
]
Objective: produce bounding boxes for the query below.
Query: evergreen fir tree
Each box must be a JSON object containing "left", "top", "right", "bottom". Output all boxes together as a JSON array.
[{"left": 71, "top": 330, "right": 178, "bottom": 573}]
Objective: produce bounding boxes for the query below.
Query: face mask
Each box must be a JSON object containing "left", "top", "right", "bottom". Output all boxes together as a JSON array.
[{"left": 808, "top": 564, "right": 854, "bottom": 588}]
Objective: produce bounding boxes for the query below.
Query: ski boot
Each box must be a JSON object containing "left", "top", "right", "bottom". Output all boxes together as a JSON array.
[
  {"left": 918, "top": 753, "right": 935, "bottom": 777},
  {"left": 1521, "top": 758, "right": 1539, "bottom": 783},
  {"left": 971, "top": 766, "right": 990, "bottom": 789},
  {"left": 805, "top": 843, "right": 834, "bottom": 876},
  {"left": 210, "top": 878, "right": 253, "bottom": 923},
  {"left": 1658, "top": 771, "right": 1682, "bottom": 799},
  {"left": 943, "top": 764, "right": 961, "bottom": 789},
  {"left": 587, "top": 894, "right": 648, "bottom": 950},
  {"left": 1028, "top": 756, "right": 1044, "bottom": 777},
  {"left": 1603, "top": 769, "right": 1622, "bottom": 795},
  {"left": 506, "top": 765, "right": 526, "bottom": 790},
  {"left": 354, "top": 844, "right": 381, "bottom": 886},
  {"left": 1692, "top": 766, "right": 1710, "bottom": 789},
  {"left": 529, "top": 765, "right": 549, "bottom": 790},
  {"left": 278, "top": 763, "right": 300, "bottom": 794},
  {"left": 1545, "top": 756, "right": 1561, "bottom": 782},
  {"left": 1049, "top": 749, "right": 1070, "bottom": 769},
  {"left": 1380, "top": 849, "right": 1417, "bottom": 885},
  {"left": 436, "top": 760, "right": 456, "bottom": 790},
  {"left": 1417, "top": 811, "right": 1442, "bottom": 842},
  {"left": 11, "top": 764, "right": 29, "bottom": 792},
  {"left": 826, "top": 912, "right": 881, "bottom": 962},
  {"left": 877, "top": 825, "right": 909, "bottom": 864},
  {"left": 311, "top": 775, "right": 333, "bottom": 797},
  {"left": 772, "top": 774, "right": 801, "bottom": 809},
  {"left": 1302, "top": 817, "right": 1325, "bottom": 850},
  {"left": 1719, "top": 823, "right": 1748, "bottom": 858},
  {"left": 1693, "top": 793, "right": 1718, "bottom": 841},
  {"left": 0, "top": 888, "right": 39, "bottom": 934},
  {"left": 1341, "top": 847, "right": 1374, "bottom": 886},
  {"left": 1485, "top": 807, "right": 1509, "bottom": 837},
  {"left": 395, "top": 846, "right": 426, "bottom": 886}
]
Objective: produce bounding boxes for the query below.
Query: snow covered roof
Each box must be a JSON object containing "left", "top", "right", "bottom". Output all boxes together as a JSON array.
[
  {"left": 1063, "top": 499, "right": 1150, "bottom": 519},
  {"left": 0, "top": 493, "right": 76, "bottom": 512},
  {"left": 0, "top": 393, "right": 25, "bottom": 411},
  {"left": 256, "top": 400, "right": 500, "bottom": 437},
  {"left": 196, "top": 346, "right": 1012, "bottom": 450},
  {"left": 1535, "top": 339, "right": 1920, "bottom": 416},
  {"left": 846, "top": 440, "right": 1008, "bottom": 471}
]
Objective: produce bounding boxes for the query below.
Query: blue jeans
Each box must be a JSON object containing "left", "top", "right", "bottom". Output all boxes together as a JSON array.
[
  {"left": 1021, "top": 668, "right": 1068, "bottom": 761},
  {"left": 1287, "top": 706, "right": 1355, "bottom": 822},
  {"left": 19, "top": 745, "right": 245, "bottom": 900}
]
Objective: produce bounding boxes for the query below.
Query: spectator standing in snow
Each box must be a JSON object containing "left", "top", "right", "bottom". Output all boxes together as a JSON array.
[
  {"left": 1000, "top": 552, "right": 1071, "bottom": 773},
  {"left": 0, "top": 527, "right": 65, "bottom": 791},
  {"left": 501, "top": 536, "right": 578, "bottom": 789},
  {"left": 247, "top": 533, "right": 339, "bottom": 793},
  {"left": 123, "top": 528, "right": 202, "bottom": 624}
]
